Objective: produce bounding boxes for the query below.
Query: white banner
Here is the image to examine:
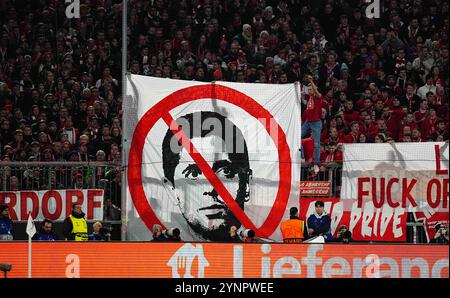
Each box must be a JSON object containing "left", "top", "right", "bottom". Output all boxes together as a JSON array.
[
  {"left": 124, "top": 75, "right": 301, "bottom": 241},
  {"left": 341, "top": 142, "right": 449, "bottom": 241},
  {"left": 0, "top": 189, "right": 104, "bottom": 221}
]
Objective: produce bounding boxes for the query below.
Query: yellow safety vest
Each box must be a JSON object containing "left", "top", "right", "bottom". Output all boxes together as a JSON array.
[{"left": 69, "top": 215, "right": 88, "bottom": 241}]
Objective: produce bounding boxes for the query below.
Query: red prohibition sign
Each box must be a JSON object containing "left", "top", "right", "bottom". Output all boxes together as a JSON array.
[{"left": 128, "top": 84, "right": 292, "bottom": 238}]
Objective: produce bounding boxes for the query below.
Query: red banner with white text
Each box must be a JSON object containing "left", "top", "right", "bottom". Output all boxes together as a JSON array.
[
  {"left": 341, "top": 142, "right": 449, "bottom": 242},
  {"left": 0, "top": 189, "right": 104, "bottom": 221}
]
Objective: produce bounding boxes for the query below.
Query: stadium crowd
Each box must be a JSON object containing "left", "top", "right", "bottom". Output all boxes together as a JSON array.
[{"left": 0, "top": 0, "right": 448, "bottom": 187}]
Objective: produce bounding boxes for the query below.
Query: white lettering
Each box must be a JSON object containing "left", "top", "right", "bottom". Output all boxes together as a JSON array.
[
  {"left": 361, "top": 201, "right": 374, "bottom": 237},
  {"left": 65, "top": 0, "right": 80, "bottom": 19},
  {"left": 273, "top": 257, "right": 301, "bottom": 277},
  {"left": 380, "top": 204, "right": 393, "bottom": 237},
  {"left": 365, "top": 0, "right": 380, "bottom": 19},
  {"left": 431, "top": 259, "right": 449, "bottom": 278},
  {"left": 349, "top": 202, "right": 362, "bottom": 233},
  {"left": 330, "top": 201, "right": 344, "bottom": 235},
  {"left": 392, "top": 208, "right": 405, "bottom": 238},
  {"left": 402, "top": 258, "right": 429, "bottom": 278},
  {"left": 353, "top": 258, "right": 365, "bottom": 278},
  {"left": 261, "top": 244, "right": 271, "bottom": 278},
  {"left": 65, "top": 254, "right": 80, "bottom": 278},
  {"left": 365, "top": 254, "right": 380, "bottom": 278},
  {"left": 323, "top": 257, "right": 351, "bottom": 277},
  {"left": 233, "top": 245, "right": 243, "bottom": 278},
  {"left": 301, "top": 244, "right": 323, "bottom": 278},
  {"left": 379, "top": 257, "right": 399, "bottom": 278}
]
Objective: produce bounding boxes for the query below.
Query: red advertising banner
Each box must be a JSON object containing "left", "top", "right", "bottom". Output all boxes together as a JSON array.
[
  {"left": 0, "top": 242, "right": 447, "bottom": 278},
  {"left": 0, "top": 189, "right": 104, "bottom": 221},
  {"left": 299, "top": 198, "right": 408, "bottom": 241},
  {"left": 300, "top": 181, "right": 331, "bottom": 197}
]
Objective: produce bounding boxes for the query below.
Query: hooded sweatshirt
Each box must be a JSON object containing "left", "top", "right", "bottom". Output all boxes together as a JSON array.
[{"left": 307, "top": 210, "right": 333, "bottom": 241}]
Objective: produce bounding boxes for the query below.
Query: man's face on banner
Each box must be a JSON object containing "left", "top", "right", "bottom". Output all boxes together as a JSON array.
[
  {"left": 162, "top": 112, "right": 251, "bottom": 241},
  {"left": 174, "top": 136, "right": 248, "bottom": 236}
]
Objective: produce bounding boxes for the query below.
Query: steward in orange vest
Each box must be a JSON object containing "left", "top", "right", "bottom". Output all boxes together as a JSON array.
[{"left": 281, "top": 207, "right": 305, "bottom": 243}]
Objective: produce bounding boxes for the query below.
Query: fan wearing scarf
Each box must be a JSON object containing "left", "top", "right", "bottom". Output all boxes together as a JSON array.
[{"left": 307, "top": 200, "right": 333, "bottom": 242}]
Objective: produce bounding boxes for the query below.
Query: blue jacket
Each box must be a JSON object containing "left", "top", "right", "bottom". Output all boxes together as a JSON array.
[
  {"left": 307, "top": 212, "right": 333, "bottom": 241},
  {"left": 33, "top": 231, "right": 59, "bottom": 241},
  {"left": 0, "top": 217, "right": 13, "bottom": 238},
  {"left": 89, "top": 233, "right": 106, "bottom": 241}
]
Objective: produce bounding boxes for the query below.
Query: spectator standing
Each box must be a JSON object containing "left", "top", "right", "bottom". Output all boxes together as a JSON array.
[{"left": 301, "top": 75, "right": 327, "bottom": 174}]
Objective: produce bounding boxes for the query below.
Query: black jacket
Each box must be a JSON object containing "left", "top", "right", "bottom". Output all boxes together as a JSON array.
[
  {"left": 430, "top": 236, "right": 449, "bottom": 244},
  {"left": 227, "top": 235, "right": 243, "bottom": 243}
]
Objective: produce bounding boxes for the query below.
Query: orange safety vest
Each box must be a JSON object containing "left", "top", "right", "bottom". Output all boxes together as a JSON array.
[{"left": 281, "top": 219, "right": 305, "bottom": 243}]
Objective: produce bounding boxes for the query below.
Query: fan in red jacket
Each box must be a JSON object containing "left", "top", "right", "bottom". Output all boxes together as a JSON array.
[
  {"left": 382, "top": 107, "right": 406, "bottom": 140},
  {"left": 342, "top": 100, "right": 360, "bottom": 125},
  {"left": 398, "top": 113, "right": 420, "bottom": 141},
  {"left": 322, "top": 142, "right": 343, "bottom": 163},
  {"left": 319, "top": 142, "right": 343, "bottom": 172},
  {"left": 302, "top": 76, "right": 328, "bottom": 173},
  {"left": 301, "top": 137, "right": 315, "bottom": 165},
  {"left": 323, "top": 126, "right": 343, "bottom": 145},
  {"left": 422, "top": 107, "right": 440, "bottom": 140}
]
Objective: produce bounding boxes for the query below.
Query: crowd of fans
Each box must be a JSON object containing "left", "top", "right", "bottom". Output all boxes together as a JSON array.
[{"left": 0, "top": 0, "right": 448, "bottom": 189}]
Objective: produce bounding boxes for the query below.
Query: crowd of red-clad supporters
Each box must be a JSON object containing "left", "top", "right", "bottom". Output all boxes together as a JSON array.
[{"left": 0, "top": 0, "right": 448, "bottom": 176}]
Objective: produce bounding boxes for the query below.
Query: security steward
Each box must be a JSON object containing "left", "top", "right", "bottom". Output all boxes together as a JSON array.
[
  {"left": 63, "top": 203, "right": 88, "bottom": 241},
  {"left": 280, "top": 207, "right": 305, "bottom": 243}
]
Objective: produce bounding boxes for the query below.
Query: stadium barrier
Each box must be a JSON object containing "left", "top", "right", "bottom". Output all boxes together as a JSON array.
[{"left": 0, "top": 162, "right": 429, "bottom": 242}]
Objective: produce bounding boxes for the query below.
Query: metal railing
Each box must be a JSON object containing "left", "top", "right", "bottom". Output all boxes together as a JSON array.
[
  {"left": 300, "top": 161, "right": 342, "bottom": 197},
  {"left": 0, "top": 161, "right": 122, "bottom": 222}
]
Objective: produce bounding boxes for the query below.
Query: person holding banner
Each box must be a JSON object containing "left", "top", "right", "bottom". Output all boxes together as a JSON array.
[
  {"left": 0, "top": 205, "right": 13, "bottom": 241},
  {"left": 63, "top": 204, "right": 88, "bottom": 241}
]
